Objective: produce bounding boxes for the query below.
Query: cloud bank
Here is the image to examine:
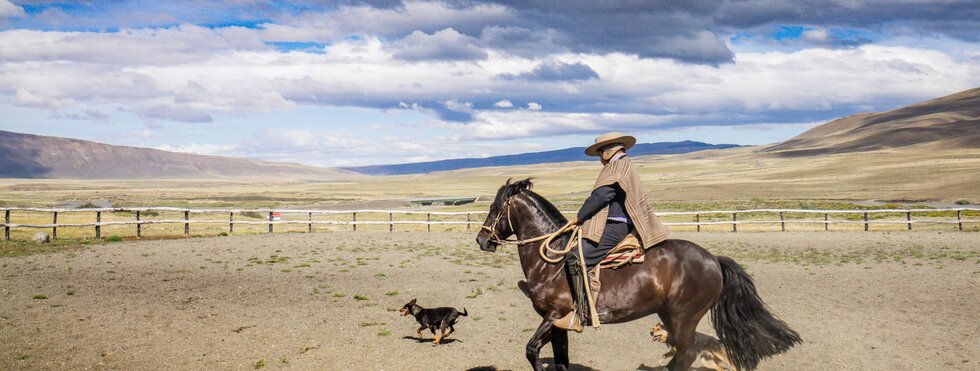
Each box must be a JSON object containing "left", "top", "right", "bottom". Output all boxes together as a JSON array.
[{"left": 0, "top": 0, "right": 977, "bottom": 166}]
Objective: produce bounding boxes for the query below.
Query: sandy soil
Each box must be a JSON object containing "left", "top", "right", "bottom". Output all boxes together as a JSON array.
[{"left": 1, "top": 231, "right": 977, "bottom": 370}]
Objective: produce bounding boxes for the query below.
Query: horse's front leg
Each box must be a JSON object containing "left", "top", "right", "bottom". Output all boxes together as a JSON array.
[
  {"left": 551, "top": 327, "right": 569, "bottom": 371},
  {"left": 526, "top": 319, "right": 554, "bottom": 371}
]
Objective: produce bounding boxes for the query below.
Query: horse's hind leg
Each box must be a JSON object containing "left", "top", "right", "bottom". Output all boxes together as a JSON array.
[
  {"left": 664, "top": 310, "right": 709, "bottom": 371},
  {"left": 664, "top": 325, "right": 698, "bottom": 370},
  {"left": 525, "top": 319, "right": 554, "bottom": 371}
]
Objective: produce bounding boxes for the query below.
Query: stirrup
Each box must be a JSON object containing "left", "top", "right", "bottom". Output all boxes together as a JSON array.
[{"left": 553, "top": 311, "right": 583, "bottom": 333}]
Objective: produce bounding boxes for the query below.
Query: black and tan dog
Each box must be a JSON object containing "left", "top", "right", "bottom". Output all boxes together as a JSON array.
[{"left": 399, "top": 298, "right": 468, "bottom": 344}]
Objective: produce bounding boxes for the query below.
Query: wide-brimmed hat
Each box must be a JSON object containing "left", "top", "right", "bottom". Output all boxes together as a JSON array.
[{"left": 584, "top": 132, "right": 636, "bottom": 156}]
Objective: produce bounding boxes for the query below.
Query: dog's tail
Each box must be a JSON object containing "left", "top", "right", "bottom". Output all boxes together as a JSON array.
[{"left": 459, "top": 308, "right": 468, "bottom": 316}]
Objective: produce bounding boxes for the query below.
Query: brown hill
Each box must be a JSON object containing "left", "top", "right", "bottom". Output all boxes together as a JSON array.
[
  {"left": 0, "top": 130, "right": 358, "bottom": 179},
  {"left": 761, "top": 87, "right": 980, "bottom": 156}
]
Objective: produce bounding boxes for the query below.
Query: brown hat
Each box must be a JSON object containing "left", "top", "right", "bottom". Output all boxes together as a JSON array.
[{"left": 584, "top": 132, "right": 636, "bottom": 156}]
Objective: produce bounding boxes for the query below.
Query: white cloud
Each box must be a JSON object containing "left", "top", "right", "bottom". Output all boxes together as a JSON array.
[
  {"left": 135, "top": 104, "right": 213, "bottom": 123},
  {"left": 443, "top": 99, "right": 473, "bottom": 112},
  {"left": 802, "top": 29, "right": 829, "bottom": 43},
  {"left": 13, "top": 88, "right": 75, "bottom": 109},
  {"left": 1, "top": 29, "right": 976, "bottom": 130},
  {"left": 209, "top": 128, "right": 549, "bottom": 167},
  {"left": 264, "top": 1, "right": 513, "bottom": 42},
  {"left": 154, "top": 143, "right": 236, "bottom": 156},
  {"left": 438, "top": 110, "right": 681, "bottom": 140},
  {"left": 494, "top": 99, "right": 513, "bottom": 108},
  {"left": 392, "top": 28, "right": 488, "bottom": 61},
  {"left": 0, "top": 25, "right": 267, "bottom": 66},
  {"left": 0, "top": 0, "right": 24, "bottom": 18}
]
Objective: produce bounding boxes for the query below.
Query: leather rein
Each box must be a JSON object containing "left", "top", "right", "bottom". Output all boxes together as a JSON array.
[{"left": 480, "top": 194, "right": 582, "bottom": 264}]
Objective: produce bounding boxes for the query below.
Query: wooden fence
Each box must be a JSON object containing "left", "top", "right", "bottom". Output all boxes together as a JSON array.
[{"left": 1, "top": 206, "right": 978, "bottom": 241}]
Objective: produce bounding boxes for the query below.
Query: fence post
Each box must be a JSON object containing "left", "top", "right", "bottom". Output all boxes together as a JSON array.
[
  {"left": 96, "top": 211, "right": 101, "bottom": 239},
  {"left": 732, "top": 212, "right": 737, "bottom": 233},
  {"left": 824, "top": 212, "right": 829, "bottom": 231},
  {"left": 352, "top": 212, "right": 357, "bottom": 231},
  {"left": 780, "top": 211, "right": 785, "bottom": 232},
  {"left": 52, "top": 211, "right": 58, "bottom": 240},
  {"left": 957, "top": 210, "right": 962, "bottom": 231},
  {"left": 389, "top": 212, "right": 393, "bottom": 232},
  {"left": 268, "top": 211, "right": 273, "bottom": 234},
  {"left": 696, "top": 213, "right": 700, "bottom": 232},
  {"left": 907, "top": 211, "right": 912, "bottom": 231},
  {"left": 863, "top": 212, "right": 868, "bottom": 232},
  {"left": 229, "top": 212, "right": 234, "bottom": 234},
  {"left": 136, "top": 211, "right": 141, "bottom": 239},
  {"left": 466, "top": 214, "right": 471, "bottom": 231},
  {"left": 308, "top": 212, "right": 313, "bottom": 233},
  {"left": 184, "top": 210, "right": 190, "bottom": 236},
  {"left": 427, "top": 213, "right": 431, "bottom": 232},
  {"left": 4, "top": 209, "right": 9, "bottom": 241}
]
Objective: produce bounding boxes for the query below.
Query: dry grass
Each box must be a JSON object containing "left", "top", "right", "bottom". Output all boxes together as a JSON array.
[
  {"left": 1, "top": 146, "right": 975, "bottom": 209},
  {"left": 0, "top": 146, "right": 977, "bottom": 242}
]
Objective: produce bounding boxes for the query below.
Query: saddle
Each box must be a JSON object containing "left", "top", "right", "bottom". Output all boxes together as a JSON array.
[{"left": 598, "top": 232, "right": 645, "bottom": 268}]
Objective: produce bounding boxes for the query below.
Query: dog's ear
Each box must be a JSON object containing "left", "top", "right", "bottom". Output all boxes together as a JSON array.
[{"left": 409, "top": 298, "right": 416, "bottom": 305}]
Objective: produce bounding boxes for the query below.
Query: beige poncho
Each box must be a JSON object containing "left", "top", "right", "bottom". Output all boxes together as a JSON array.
[{"left": 581, "top": 156, "right": 670, "bottom": 248}]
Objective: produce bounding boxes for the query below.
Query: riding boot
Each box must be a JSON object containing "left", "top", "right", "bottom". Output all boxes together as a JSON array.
[
  {"left": 559, "top": 255, "right": 592, "bottom": 329},
  {"left": 554, "top": 256, "right": 585, "bottom": 332}
]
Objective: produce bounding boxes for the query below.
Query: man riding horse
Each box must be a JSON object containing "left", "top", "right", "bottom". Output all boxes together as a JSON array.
[{"left": 554, "top": 132, "right": 671, "bottom": 332}]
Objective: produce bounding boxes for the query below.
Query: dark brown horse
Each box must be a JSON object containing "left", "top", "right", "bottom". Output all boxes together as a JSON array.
[{"left": 476, "top": 179, "right": 800, "bottom": 371}]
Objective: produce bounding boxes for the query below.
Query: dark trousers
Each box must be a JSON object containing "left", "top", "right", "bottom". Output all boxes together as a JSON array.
[{"left": 579, "top": 220, "right": 634, "bottom": 267}]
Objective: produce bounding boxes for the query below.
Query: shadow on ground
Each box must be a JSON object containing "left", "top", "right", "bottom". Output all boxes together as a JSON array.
[
  {"left": 402, "top": 335, "right": 460, "bottom": 345},
  {"left": 465, "top": 361, "right": 717, "bottom": 370},
  {"left": 466, "top": 358, "right": 600, "bottom": 371}
]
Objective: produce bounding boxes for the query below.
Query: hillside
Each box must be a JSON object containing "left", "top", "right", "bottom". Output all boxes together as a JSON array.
[
  {"left": 0, "top": 130, "right": 357, "bottom": 179},
  {"left": 343, "top": 140, "right": 740, "bottom": 175},
  {"left": 761, "top": 87, "right": 980, "bottom": 156}
]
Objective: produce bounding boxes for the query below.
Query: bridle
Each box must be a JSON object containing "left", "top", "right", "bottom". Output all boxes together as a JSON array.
[
  {"left": 480, "top": 192, "right": 582, "bottom": 264},
  {"left": 480, "top": 196, "right": 517, "bottom": 245}
]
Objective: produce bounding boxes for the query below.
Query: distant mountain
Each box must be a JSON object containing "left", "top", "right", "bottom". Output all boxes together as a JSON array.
[
  {"left": 343, "top": 141, "right": 741, "bottom": 175},
  {"left": 0, "top": 130, "right": 357, "bottom": 179},
  {"left": 761, "top": 87, "right": 980, "bottom": 156}
]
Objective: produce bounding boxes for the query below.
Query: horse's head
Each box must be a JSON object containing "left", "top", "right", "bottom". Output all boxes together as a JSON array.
[{"left": 476, "top": 178, "right": 533, "bottom": 252}]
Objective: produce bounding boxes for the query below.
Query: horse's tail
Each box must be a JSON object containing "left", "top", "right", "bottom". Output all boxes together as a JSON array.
[{"left": 711, "top": 256, "right": 801, "bottom": 371}]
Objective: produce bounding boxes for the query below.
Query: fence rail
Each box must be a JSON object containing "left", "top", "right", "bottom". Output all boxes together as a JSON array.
[{"left": 2, "top": 207, "right": 978, "bottom": 241}]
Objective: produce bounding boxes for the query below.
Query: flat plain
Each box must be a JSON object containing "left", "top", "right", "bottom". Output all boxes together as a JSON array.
[
  {"left": 1, "top": 146, "right": 977, "bottom": 210},
  {"left": 1, "top": 231, "right": 977, "bottom": 370},
  {"left": 1, "top": 142, "right": 978, "bottom": 370}
]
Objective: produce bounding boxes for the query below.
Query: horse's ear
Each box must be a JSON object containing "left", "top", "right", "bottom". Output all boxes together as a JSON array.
[{"left": 522, "top": 177, "right": 534, "bottom": 189}]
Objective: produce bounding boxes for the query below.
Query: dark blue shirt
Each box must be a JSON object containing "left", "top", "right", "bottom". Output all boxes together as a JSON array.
[{"left": 576, "top": 183, "right": 629, "bottom": 223}]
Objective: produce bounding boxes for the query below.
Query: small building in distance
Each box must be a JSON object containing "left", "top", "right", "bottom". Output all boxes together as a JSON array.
[{"left": 409, "top": 197, "right": 478, "bottom": 206}]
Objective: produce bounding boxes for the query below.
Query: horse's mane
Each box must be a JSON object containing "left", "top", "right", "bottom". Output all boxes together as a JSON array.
[{"left": 492, "top": 178, "right": 567, "bottom": 225}]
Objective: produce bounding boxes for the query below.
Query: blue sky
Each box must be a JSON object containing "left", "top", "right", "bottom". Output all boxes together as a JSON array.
[{"left": 1, "top": 1, "right": 978, "bottom": 167}]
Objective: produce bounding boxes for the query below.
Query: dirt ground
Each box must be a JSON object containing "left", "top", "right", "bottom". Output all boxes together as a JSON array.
[{"left": 1, "top": 231, "right": 977, "bottom": 370}]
